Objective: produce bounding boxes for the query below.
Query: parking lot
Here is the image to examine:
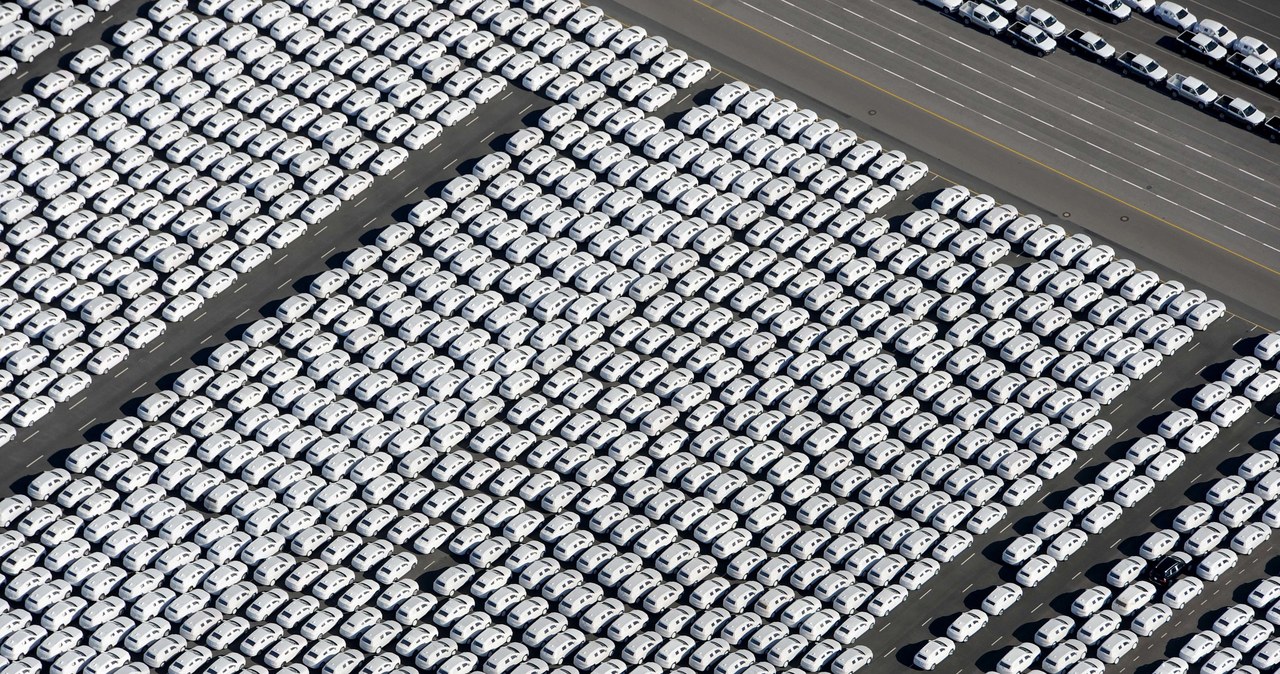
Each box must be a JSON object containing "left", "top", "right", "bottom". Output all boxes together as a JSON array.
[{"left": 0, "top": 2, "right": 1276, "bottom": 674}]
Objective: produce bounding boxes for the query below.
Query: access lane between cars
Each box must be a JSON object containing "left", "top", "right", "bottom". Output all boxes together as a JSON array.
[
  {"left": 846, "top": 311, "right": 1258, "bottom": 673},
  {"left": 952, "top": 391, "right": 1280, "bottom": 674},
  {"left": 0, "top": 83, "right": 545, "bottom": 493},
  {"left": 591, "top": 0, "right": 1280, "bottom": 331}
]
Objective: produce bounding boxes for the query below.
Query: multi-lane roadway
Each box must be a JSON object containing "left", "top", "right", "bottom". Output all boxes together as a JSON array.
[{"left": 595, "top": 0, "right": 1280, "bottom": 330}]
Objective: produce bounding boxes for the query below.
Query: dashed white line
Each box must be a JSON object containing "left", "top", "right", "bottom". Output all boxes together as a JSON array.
[
  {"left": 1076, "top": 96, "right": 1104, "bottom": 110},
  {"left": 946, "top": 34, "right": 981, "bottom": 52},
  {"left": 1184, "top": 144, "right": 1212, "bottom": 157}
]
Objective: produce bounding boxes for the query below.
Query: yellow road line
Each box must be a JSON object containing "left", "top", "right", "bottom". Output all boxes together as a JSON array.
[{"left": 688, "top": 0, "right": 1280, "bottom": 289}]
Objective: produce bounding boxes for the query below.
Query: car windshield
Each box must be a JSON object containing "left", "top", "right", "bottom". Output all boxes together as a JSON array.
[
  {"left": 1243, "top": 104, "right": 1258, "bottom": 116},
  {"left": 1192, "top": 83, "right": 1208, "bottom": 94}
]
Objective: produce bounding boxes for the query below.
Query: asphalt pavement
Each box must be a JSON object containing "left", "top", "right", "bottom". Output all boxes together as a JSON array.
[{"left": 593, "top": 0, "right": 1280, "bottom": 330}]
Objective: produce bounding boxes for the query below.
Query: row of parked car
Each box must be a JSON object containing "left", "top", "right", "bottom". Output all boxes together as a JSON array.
[
  {"left": 917, "top": 0, "right": 1280, "bottom": 141},
  {"left": 0, "top": 0, "right": 441, "bottom": 443},
  {"left": 470, "top": 80, "right": 1236, "bottom": 671},
  {"left": 0, "top": 0, "right": 721, "bottom": 444},
  {"left": 0, "top": 0, "right": 109, "bottom": 81},
  {"left": 0, "top": 2, "right": 1242, "bottom": 673},
  {"left": 915, "top": 336, "right": 1280, "bottom": 672}
]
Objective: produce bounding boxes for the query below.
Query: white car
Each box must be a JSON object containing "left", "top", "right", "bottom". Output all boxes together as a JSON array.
[
  {"left": 932, "top": 185, "right": 971, "bottom": 214},
  {"left": 1166, "top": 74, "right": 1216, "bottom": 108},
  {"left": 1072, "top": 586, "right": 1113, "bottom": 617},
  {"left": 946, "top": 610, "right": 988, "bottom": 643},
  {"left": 1016, "top": 6, "right": 1067, "bottom": 37},
  {"left": 1196, "top": 549, "right": 1239, "bottom": 581},
  {"left": 997, "top": 643, "right": 1040, "bottom": 674},
  {"left": 857, "top": 185, "right": 898, "bottom": 214},
  {"left": 1161, "top": 577, "right": 1203, "bottom": 610},
  {"left": 1016, "top": 554, "right": 1058, "bottom": 587},
  {"left": 1114, "top": 476, "right": 1155, "bottom": 507},
  {"left": 1097, "top": 630, "right": 1138, "bottom": 664},
  {"left": 1035, "top": 616, "right": 1075, "bottom": 647},
  {"left": 914, "top": 638, "right": 955, "bottom": 670},
  {"left": 1232, "top": 36, "right": 1277, "bottom": 64},
  {"left": 1154, "top": 1, "right": 1196, "bottom": 30},
  {"left": 889, "top": 161, "right": 929, "bottom": 191},
  {"left": 1107, "top": 557, "right": 1146, "bottom": 588},
  {"left": 1193, "top": 18, "right": 1237, "bottom": 47},
  {"left": 981, "top": 583, "right": 1022, "bottom": 615}
]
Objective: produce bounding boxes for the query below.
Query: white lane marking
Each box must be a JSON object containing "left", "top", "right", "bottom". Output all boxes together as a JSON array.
[
  {"left": 744, "top": 0, "right": 1280, "bottom": 244},
  {"left": 883, "top": 5, "right": 920, "bottom": 23},
  {"left": 1077, "top": 96, "right": 1105, "bottom": 110},
  {"left": 946, "top": 34, "right": 981, "bottom": 52},
  {"left": 1184, "top": 144, "right": 1212, "bottom": 157},
  {"left": 786, "top": 0, "right": 1280, "bottom": 223}
]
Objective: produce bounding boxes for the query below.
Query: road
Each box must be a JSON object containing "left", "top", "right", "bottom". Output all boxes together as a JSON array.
[
  {"left": 0, "top": 84, "right": 548, "bottom": 493},
  {"left": 594, "top": 0, "right": 1280, "bottom": 331}
]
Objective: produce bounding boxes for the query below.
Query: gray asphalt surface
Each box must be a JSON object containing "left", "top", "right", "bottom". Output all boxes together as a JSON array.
[
  {"left": 594, "top": 0, "right": 1280, "bottom": 331},
  {"left": 0, "top": 84, "right": 547, "bottom": 492}
]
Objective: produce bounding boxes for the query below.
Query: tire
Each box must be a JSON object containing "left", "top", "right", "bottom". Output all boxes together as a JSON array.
[
  {"left": 989, "top": 28, "right": 997, "bottom": 36},
  {"left": 1197, "top": 102, "right": 1207, "bottom": 110},
  {"left": 1218, "top": 112, "right": 1226, "bottom": 120},
  {"left": 962, "top": 17, "right": 970, "bottom": 25},
  {"left": 1119, "top": 69, "right": 1127, "bottom": 78}
]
